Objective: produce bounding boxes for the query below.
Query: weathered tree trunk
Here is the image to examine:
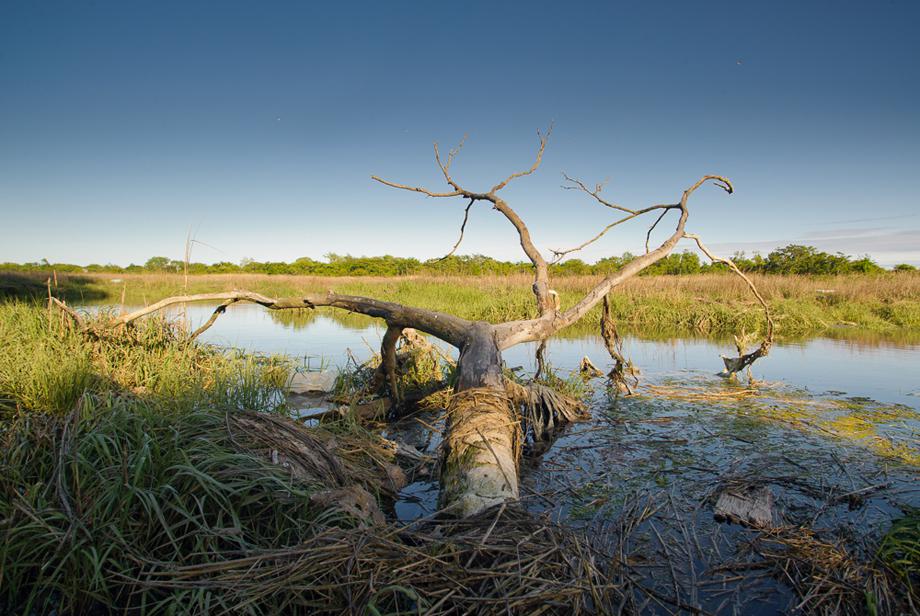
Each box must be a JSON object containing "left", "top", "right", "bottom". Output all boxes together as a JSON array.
[
  {"left": 61, "top": 133, "right": 768, "bottom": 519},
  {"left": 440, "top": 322, "right": 520, "bottom": 516}
]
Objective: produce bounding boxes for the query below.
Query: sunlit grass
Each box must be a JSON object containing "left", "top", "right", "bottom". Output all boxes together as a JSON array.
[
  {"left": 13, "top": 270, "right": 919, "bottom": 336},
  {"left": 0, "top": 301, "right": 292, "bottom": 417}
]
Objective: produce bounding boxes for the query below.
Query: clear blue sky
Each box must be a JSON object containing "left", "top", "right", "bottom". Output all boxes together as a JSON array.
[{"left": 2, "top": 1, "right": 918, "bottom": 266}]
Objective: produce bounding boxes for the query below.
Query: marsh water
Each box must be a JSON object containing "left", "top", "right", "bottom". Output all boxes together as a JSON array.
[{"left": 110, "top": 303, "right": 920, "bottom": 613}]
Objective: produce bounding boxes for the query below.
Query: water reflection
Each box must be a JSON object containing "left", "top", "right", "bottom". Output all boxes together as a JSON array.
[{"left": 120, "top": 302, "right": 920, "bottom": 409}]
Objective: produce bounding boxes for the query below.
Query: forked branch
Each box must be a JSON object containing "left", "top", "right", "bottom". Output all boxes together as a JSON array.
[
  {"left": 495, "top": 175, "right": 736, "bottom": 348},
  {"left": 490, "top": 125, "right": 552, "bottom": 193},
  {"left": 372, "top": 129, "right": 558, "bottom": 315}
]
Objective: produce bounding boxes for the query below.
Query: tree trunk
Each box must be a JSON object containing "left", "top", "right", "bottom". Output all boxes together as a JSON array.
[{"left": 440, "top": 322, "right": 521, "bottom": 517}]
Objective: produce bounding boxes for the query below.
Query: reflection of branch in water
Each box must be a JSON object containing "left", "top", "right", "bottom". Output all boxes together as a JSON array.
[{"left": 269, "top": 307, "right": 377, "bottom": 332}]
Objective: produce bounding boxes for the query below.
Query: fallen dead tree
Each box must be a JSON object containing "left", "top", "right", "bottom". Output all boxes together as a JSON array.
[{"left": 50, "top": 129, "right": 773, "bottom": 516}]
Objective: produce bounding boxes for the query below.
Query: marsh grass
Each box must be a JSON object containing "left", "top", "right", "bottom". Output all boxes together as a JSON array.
[
  {"left": 0, "top": 301, "right": 292, "bottom": 417},
  {"left": 0, "top": 304, "right": 623, "bottom": 614},
  {"left": 878, "top": 508, "right": 920, "bottom": 592},
  {"left": 0, "top": 302, "right": 403, "bottom": 613},
  {"left": 8, "top": 270, "right": 918, "bottom": 336}
]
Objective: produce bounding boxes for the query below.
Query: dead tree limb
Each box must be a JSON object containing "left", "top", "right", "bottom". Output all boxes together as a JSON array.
[
  {"left": 77, "top": 133, "right": 765, "bottom": 517},
  {"left": 438, "top": 199, "right": 475, "bottom": 261},
  {"left": 190, "top": 299, "right": 237, "bottom": 339},
  {"left": 372, "top": 127, "right": 557, "bottom": 316},
  {"left": 379, "top": 324, "right": 404, "bottom": 406},
  {"left": 47, "top": 297, "right": 83, "bottom": 328},
  {"left": 495, "top": 175, "right": 734, "bottom": 349},
  {"left": 602, "top": 295, "right": 637, "bottom": 395},
  {"left": 683, "top": 233, "right": 775, "bottom": 375}
]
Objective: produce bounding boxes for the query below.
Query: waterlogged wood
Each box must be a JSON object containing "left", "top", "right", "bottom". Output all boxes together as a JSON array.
[
  {"left": 440, "top": 323, "right": 520, "bottom": 516},
  {"left": 715, "top": 486, "right": 776, "bottom": 528}
]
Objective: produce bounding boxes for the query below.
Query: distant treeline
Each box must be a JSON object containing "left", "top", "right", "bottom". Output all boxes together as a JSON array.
[{"left": 2, "top": 245, "right": 916, "bottom": 277}]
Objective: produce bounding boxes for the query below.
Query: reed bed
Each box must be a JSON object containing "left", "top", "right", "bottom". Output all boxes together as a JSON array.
[{"left": 7, "top": 270, "right": 918, "bottom": 336}]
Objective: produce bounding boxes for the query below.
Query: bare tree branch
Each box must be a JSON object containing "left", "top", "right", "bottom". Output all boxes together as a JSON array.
[
  {"left": 550, "top": 203, "right": 679, "bottom": 263},
  {"left": 490, "top": 124, "right": 552, "bottom": 193},
  {"left": 107, "top": 291, "right": 471, "bottom": 349},
  {"left": 47, "top": 297, "right": 83, "bottom": 328},
  {"left": 561, "top": 173, "right": 634, "bottom": 214},
  {"left": 645, "top": 209, "right": 670, "bottom": 254},
  {"left": 369, "top": 176, "right": 463, "bottom": 198},
  {"left": 434, "top": 135, "right": 468, "bottom": 190},
  {"left": 682, "top": 232, "right": 774, "bottom": 344},
  {"left": 438, "top": 199, "right": 475, "bottom": 261},
  {"left": 496, "top": 175, "right": 735, "bottom": 348},
  {"left": 190, "top": 299, "right": 237, "bottom": 339},
  {"left": 373, "top": 131, "right": 557, "bottom": 315}
]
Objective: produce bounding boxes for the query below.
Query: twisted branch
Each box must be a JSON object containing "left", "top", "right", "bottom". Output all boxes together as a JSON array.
[{"left": 682, "top": 232, "right": 774, "bottom": 375}]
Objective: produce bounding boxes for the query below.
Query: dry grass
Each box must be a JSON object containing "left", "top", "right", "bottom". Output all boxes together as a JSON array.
[{"left": 7, "top": 270, "right": 919, "bottom": 336}]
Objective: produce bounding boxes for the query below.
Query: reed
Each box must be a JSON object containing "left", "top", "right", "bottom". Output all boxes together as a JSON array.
[{"left": 6, "top": 270, "right": 917, "bottom": 336}]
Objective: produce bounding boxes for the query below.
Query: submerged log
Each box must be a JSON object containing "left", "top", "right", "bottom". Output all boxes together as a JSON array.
[{"left": 714, "top": 485, "right": 776, "bottom": 528}]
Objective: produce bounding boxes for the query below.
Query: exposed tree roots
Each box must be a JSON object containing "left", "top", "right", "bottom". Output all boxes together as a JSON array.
[{"left": 506, "top": 380, "right": 587, "bottom": 442}]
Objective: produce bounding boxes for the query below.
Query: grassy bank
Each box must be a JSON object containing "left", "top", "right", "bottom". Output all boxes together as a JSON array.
[
  {"left": 0, "top": 303, "right": 616, "bottom": 614},
  {"left": 6, "top": 270, "right": 919, "bottom": 337}
]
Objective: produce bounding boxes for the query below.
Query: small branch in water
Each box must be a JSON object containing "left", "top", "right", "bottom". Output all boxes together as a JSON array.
[
  {"left": 190, "top": 299, "right": 238, "bottom": 339},
  {"left": 683, "top": 232, "right": 774, "bottom": 377}
]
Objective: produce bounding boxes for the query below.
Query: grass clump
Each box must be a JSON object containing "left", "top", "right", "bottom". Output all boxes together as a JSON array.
[
  {"left": 0, "top": 302, "right": 401, "bottom": 613},
  {"left": 0, "top": 301, "right": 291, "bottom": 417},
  {"left": 879, "top": 508, "right": 920, "bottom": 593}
]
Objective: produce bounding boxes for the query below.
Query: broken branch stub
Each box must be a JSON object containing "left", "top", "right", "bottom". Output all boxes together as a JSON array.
[{"left": 602, "top": 295, "right": 638, "bottom": 395}]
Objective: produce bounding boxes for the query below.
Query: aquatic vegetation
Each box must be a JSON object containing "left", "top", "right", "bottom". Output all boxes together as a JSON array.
[
  {"left": 878, "top": 508, "right": 919, "bottom": 592},
  {"left": 643, "top": 379, "right": 920, "bottom": 466}
]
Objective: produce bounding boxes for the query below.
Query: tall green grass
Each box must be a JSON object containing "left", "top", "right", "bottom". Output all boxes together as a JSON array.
[
  {"left": 0, "top": 400, "right": 331, "bottom": 613},
  {"left": 0, "top": 302, "right": 395, "bottom": 613},
  {"left": 0, "top": 302, "right": 290, "bottom": 417},
  {"left": 9, "top": 270, "right": 919, "bottom": 337}
]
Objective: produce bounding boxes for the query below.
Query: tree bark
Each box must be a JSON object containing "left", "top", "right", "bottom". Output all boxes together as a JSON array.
[{"left": 440, "top": 322, "right": 520, "bottom": 516}]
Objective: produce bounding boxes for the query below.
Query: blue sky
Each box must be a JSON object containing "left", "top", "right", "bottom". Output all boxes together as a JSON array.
[{"left": 2, "top": 1, "right": 918, "bottom": 266}]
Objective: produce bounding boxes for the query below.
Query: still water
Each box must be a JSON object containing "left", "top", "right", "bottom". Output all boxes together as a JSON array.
[{"left": 175, "top": 303, "right": 919, "bottom": 408}]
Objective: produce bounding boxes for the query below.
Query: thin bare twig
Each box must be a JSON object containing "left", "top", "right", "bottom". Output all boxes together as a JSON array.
[
  {"left": 645, "top": 209, "right": 670, "bottom": 254},
  {"left": 490, "top": 124, "right": 552, "bottom": 193},
  {"left": 438, "top": 199, "right": 475, "bottom": 261}
]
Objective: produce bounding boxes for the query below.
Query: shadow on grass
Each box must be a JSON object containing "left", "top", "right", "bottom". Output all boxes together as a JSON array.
[{"left": 0, "top": 270, "right": 108, "bottom": 303}]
